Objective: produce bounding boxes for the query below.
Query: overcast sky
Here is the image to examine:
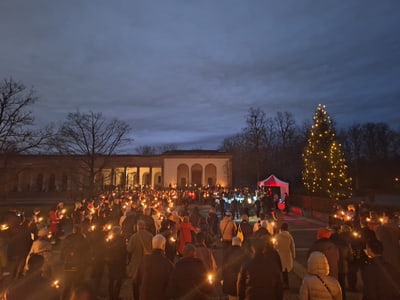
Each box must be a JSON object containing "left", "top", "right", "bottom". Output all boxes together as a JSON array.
[{"left": 1, "top": 1, "right": 399, "bottom": 151}]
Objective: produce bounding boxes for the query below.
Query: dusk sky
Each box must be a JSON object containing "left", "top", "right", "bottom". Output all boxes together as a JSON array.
[{"left": 1, "top": 1, "right": 399, "bottom": 151}]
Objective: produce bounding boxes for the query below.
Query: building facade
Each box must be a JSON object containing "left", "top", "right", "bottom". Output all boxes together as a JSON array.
[{"left": 0, "top": 150, "right": 232, "bottom": 199}]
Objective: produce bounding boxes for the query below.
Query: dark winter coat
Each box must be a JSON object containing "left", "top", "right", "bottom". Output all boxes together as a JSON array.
[
  {"left": 104, "top": 235, "right": 127, "bottom": 279},
  {"left": 237, "top": 252, "right": 284, "bottom": 300},
  {"left": 330, "top": 233, "right": 353, "bottom": 274},
  {"left": 137, "top": 214, "right": 156, "bottom": 236},
  {"left": 7, "top": 224, "right": 32, "bottom": 260},
  {"left": 136, "top": 249, "right": 174, "bottom": 300},
  {"left": 239, "top": 221, "right": 253, "bottom": 243},
  {"left": 222, "top": 246, "right": 250, "bottom": 296},
  {"left": 308, "top": 238, "right": 339, "bottom": 279},
  {"left": 167, "top": 256, "right": 212, "bottom": 300},
  {"left": 206, "top": 212, "right": 218, "bottom": 236},
  {"left": 121, "top": 212, "right": 137, "bottom": 237},
  {"left": 253, "top": 227, "right": 270, "bottom": 239},
  {"left": 361, "top": 256, "right": 400, "bottom": 300}
]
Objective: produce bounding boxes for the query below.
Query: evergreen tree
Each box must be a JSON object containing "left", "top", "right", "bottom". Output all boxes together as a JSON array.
[
  {"left": 302, "top": 104, "right": 352, "bottom": 199},
  {"left": 327, "top": 141, "right": 352, "bottom": 200}
]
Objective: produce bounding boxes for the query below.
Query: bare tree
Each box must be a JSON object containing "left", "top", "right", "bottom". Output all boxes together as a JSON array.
[
  {"left": 53, "top": 111, "right": 132, "bottom": 198},
  {"left": 299, "top": 119, "right": 312, "bottom": 142},
  {"left": 220, "top": 133, "right": 246, "bottom": 152},
  {"left": 361, "top": 122, "right": 395, "bottom": 160},
  {"left": 0, "top": 78, "right": 50, "bottom": 154},
  {"left": 158, "top": 143, "right": 177, "bottom": 153},
  {"left": 0, "top": 78, "right": 52, "bottom": 198},
  {"left": 243, "top": 107, "right": 270, "bottom": 182},
  {"left": 274, "top": 111, "right": 297, "bottom": 149},
  {"left": 344, "top": 124, "right": 363, "bottom": 190},
  {"left": 135, "top": 144, "right": 177, "bottom": 155},
  {"left": 135, "top": 145, "right": 157, "bottom": 155},
  {"left": 219, "top": 133, "right": 252, "bottom": 186}
]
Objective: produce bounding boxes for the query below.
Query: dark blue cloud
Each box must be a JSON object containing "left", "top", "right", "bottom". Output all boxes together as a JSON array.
[{"left": 0, "top": 0, "right": 399, "bottom": 150}]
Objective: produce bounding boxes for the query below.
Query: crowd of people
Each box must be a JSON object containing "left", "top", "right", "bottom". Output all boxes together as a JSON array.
[
  {"left": 309, "top": 200, "right": 400, "bottom": 300},
  {"left": 0, "top": 187, "right": 398, "bottom": 300}
]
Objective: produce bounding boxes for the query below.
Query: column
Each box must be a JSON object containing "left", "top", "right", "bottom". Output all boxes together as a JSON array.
[
  {"left": 188, "top": 164, "right": 192, "bottom": 186},
  {"left": 123, "top": 166, "right": 127, "bottom": 190},
  {"left": 149, "top": 167, "right": 153, "bottom": 188},
  {"left": 111, "top": 168, "right": 115, "bottom": 187}
]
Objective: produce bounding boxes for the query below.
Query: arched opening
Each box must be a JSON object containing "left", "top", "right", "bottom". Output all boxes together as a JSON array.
[
  {"left": 61, "top": 174, "right": 68, "bottom": 191},
  {"left": 48, "top": 173, "right": 56, "bottom": 191},
  {"left": 191, "top": 164, "right": 203, "bottom": 186},
  {"left": 36, "top": 174, "right": 43, "bottom": 192},
  {"left": 177, "top": 164, "right": 189, "bottom": 187},
  {"left": 95, "top": 173, "right": 104, "bottom": 192},
  {"left": 153, "top": 172, "right": 162, "bottom": 187},
  {"left": 142, "top": 173, "right": 150, "bottom": 186},
  {"left": 118, "top": 171, "right": 125, "bottom": 190},
  {"left": 205, "top": 164, "right": 217, "bottom": 186},
  {"left": 127, "top": 172, "right": 137, "bottom": 188}
]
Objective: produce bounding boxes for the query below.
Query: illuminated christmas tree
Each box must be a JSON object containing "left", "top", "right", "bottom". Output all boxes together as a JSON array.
[
  {"left": 327, "top": 141, "right": 352, "bottom": 200},
  {"left": 302, "top": 104, "right": 352, "bottom": 199}
]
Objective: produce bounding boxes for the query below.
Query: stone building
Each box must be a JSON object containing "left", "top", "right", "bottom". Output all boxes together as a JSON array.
[{"left": 0, "top": 150, "right": 232, "bottom": 200}]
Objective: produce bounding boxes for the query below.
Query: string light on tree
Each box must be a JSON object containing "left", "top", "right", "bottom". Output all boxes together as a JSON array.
[{"left": 302, "top": 104, "right": 352, "bottom": 200}]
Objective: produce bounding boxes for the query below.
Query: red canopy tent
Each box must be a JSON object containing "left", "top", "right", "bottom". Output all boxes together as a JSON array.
[{"left": 257, "top": 174, "right": 289, "bottom": 196}]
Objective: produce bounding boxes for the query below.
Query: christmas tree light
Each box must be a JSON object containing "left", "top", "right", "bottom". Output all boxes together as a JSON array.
[{"left": 302, "top": 104, "right": 352, "bottom": 200}]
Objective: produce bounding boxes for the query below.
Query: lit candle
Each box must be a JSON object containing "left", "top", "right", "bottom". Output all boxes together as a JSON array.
[
  {"left": 207, "top": 273, "right": 213, "bottom": 284},
  {"left": 106, "top": 234, "right": 114, "bottom": 242},
  {"left": 52, "top": 279, "right": 60, "bottom": 289}
]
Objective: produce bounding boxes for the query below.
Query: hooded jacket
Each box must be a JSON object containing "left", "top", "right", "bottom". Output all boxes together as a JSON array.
[
  {"left": 308, "top": 238, "right": 339, "bottom": 279},
  {"left": 299, "top": 251, "right": 342, "bottom": 300}
]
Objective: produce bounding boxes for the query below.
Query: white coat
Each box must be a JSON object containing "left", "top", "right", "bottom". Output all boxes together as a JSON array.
[
  {"left": 299, "top": 251, "right": 342, "bottom": 300},
  {"left": 275, "top": 230, "right": 295, "bottom": 272}
]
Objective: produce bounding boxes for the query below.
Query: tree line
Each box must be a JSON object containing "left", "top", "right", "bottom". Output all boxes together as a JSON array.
[
  {"left": 1, "top": 78, "right": 399, "bottom": 197},
  {"left": 219, "top": 107, "right": 400, "bottom": 195}
]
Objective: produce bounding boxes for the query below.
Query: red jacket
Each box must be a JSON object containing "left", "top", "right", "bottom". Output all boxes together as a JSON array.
[{"left": 49, "top": 210, "right": 60, "bottom": 233}]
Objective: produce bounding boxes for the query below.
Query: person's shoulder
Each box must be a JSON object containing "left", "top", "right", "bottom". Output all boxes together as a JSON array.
[
  {"left": 315, "top": 238, "right": 336, "bottom": 247},
  {"left": 301, "top": 274, "right": 317, "bottom": 284},
  {"left": 142, "top": 230, "right": 153, "bottom": 237},
  {"left": 325, "top": 275, "right": 342, "bottom": 291}
]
